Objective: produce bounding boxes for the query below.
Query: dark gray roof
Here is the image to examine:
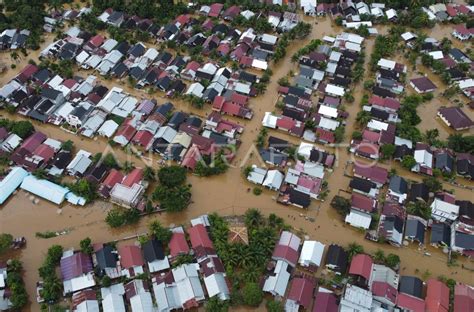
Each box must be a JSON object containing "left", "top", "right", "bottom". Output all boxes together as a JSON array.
[
  {"left": 389, "top": 175, "right": 408, "bottom": 194},
  {"left": 454, "top": 231, "right": 474, "bottom": 250},
  {"left": 409, "top": 183, "right": 430, "bottom": 202},
  {"left": 399, "top": 276, "right": 424, "bottom": 299},
  {"left": 431, "top": 223, "right": 451, "bottom": 246},
  {"left": 143, "top": 239, "right": 165, "bottom": 262},
  {"left": 405, "top": 218, "right": 425, "bottom": 243},
  {"left": 435, "top": 153, "right": 454, "bottom": 171},
  {"left": 289, "top": 188, "right": 311, "bottom": 208},
  {"left": 259, "top": 148, "right": 287, "bottom": 166},
  {"left": 350, "top": 177, "right": 376, "bottom": 193},
  {"left": 95, "top": 245, "right": 117, "bottom": 270},
  {"left": 325, "top": 244, "right": 348, "bottom": 273}
]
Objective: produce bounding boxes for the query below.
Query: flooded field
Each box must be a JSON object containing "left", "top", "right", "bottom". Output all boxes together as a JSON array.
[{"left": 0, "top": 12, "right": 473, "bottom": 311}]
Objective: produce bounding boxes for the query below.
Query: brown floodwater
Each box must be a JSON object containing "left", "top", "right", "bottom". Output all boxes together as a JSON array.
[{"left": 0, "top": 13, "right": 473, "bottom": 312}]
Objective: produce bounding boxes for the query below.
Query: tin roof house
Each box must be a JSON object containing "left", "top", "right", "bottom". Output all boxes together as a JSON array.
[{"left": 60, "top": 249, "right": 95, "bottom": 294}]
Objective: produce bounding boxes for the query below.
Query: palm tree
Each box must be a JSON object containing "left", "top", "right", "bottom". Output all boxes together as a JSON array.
[
  {"left": 374, "top": 249, "right": 385, "bottom": 264},
  {"left": 7, "top": 259, "right": 23, "bottom": 273},
  {"left": 347, "top": 242, "right": 364, "bottom": 261},
  {"left": 143, "top": 166, "right": 156, "bottom": 181},
  {"left": 268, "top": 213, "right": 284, "bottom": 229},
  {"left": 356, "top": 111, "right": 371, "bottom": 127},
  {"left": 245, "top": 208, "right": 263, "bottom": 229},
  {"left": 123, "top": 161, "right": 134, "bottom": 173}
]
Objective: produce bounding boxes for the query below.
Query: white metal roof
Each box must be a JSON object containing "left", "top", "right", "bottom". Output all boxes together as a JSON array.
[
  {"left": 401, "top": 32, "right": 417, "bottom": 41},
  {"left": 278, "top": 231, "right": 301, "bottom": 250},
  {"left": 325, "top": 84, "right": 345, "bottom": 97},
  {"left": 429, "top": 51, "right": 444, "bottom": 60},
  {"left": 345, "top": 210, "right": 372, "bottom": 229},
  {"left": 318, "top": 105, "right": 338, "bottom": 118},
  {"left": 204, "top": 273, "right": 230, "bottom": 300},
  {"left": 367, "top": 119, "right": 389, "bottom": 131},
  {"left": 303, "top": 162, "right": 325, "bottom": 179},
  {"left": 377, "top": 58, "right": 396, "bottom": 70},
  {"left": 247, "top": 166, "right": 267, "bottom": 185},
  {"left": 430, "top": 198, "right": 459, "bottom": 222},
  {"left": 414, "top": 149, "right": 433, "bottom": 167},
  {"left": 98, "top": 120, "right": 119, "bottom": 138},
  {"left": 318, "top": 117, "right": 340, "bottom": 131},
  {"left": 130, "top": 292, "right": 154, "bottom": 312},
  {"left": 297, "top": 142, "right": 314, "bottom": 159},
  {"left": 102, "top": 293, "right": 125, "bottom": 312},
  {"left": 76, "top": 50, "right": 90, "bottom": 64},
  {"left": 299, "top": 240, "right": 325, "bottom": 267},
  {"left": 262, "top": 112, "right": 278, "bottom": 129},
  {"left": 54, "top": 101, "right": 75, "bottom": 119},
  {"left": 0, "top": 167, "right": 28, "bottom": 205},
  {"left": 20, "top": 175, "right": 69, "bottom": 205},
  {"left": 263, "top": 170, "right": 284, "bottom": 190},
  {"left": 263, "top": 260, "right": 291, "bottom": 297},
  {"left": 252, "top": 59, "right": 268, "bottom": 70}
]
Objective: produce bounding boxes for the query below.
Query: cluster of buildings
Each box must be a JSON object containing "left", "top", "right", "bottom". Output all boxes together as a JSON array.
[
  {"left": 262, "top": 229, "right": 474, "bottom": 312},
  {"left": 0, "top": 62, "right": 244, "bottom": 174},
  {"left": 0, "top": 29, "right": 30, "bottom": 51},
  {"left": 248, "top": 140, "right": 334, "bottom": 208},
  {"left": 262, "top": 32, "right": 365, "bottom": 144},
  {"left": 344, "top": 160, "right": 474, "bottom": 257},
  {"left": 56, "top": 215, "right": 230, "bottom": 311}
]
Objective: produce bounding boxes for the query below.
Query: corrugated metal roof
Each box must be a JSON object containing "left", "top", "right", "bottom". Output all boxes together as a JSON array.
[{"left": 0, "top": 167, "right": 28, "bottom": 204}]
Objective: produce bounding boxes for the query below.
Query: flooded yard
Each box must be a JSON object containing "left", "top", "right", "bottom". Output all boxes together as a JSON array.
[{"left": 0, "top": 12, "right": 473, "bottom": 311}]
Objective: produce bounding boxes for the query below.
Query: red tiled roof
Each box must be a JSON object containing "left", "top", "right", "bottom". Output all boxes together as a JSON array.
[
  {"left": 62, "top": 79, "right": 78, "bottom": 89},
  {"left": 115, "top": 123, "right": 137, "bottom": 142},
  {"left": 362, "top": 129, "right": 381, "bottom": 143},
  {"left": 356, "top": 142, "right": 380, "bottom": 156},
  {"left": 132, "top": 130, "right": 154, "bottom": 147},
  {"left": 185, "top": 61, "right": 201, "bottom": 72},
  {"left": 209, "top": 3, "right": 224, "bottom": 17},
  {"left": 188, "top": 224, "right": 214, "bottom": 250},
  {"left": 33, "top": 144, "right": 55, "bottom": 162},
  {"left": 212, "top": 96, "right": 225, "bottom": 111},
  {"left": 216, "top": 43, "right": 231, "bottom": 55},
  {"left": 89, "top": 34, "right": 105, "bottom": 47},
  {"left": 102, "top": 169, "right": 124, "bottom": 188},
  {"left": 118, "top": 245, "right": 144, "bottom": 269},
  {"left": 372, "top": 281, "right": 398, "bottom": 304},
  {"left": 287, "top": 277, "right": 315, "bottom": 309},
  {"left": 122, "top": 168, "right": 143, "bottom": 187},
  {"left": 397, "top": 293, "right": 425, "bottom": 312},
  {"left": 351, "top": 193, "right": 376, "bottom": 213},
  {"left": 315, "top": 128, "right": 335, "bottom": 143},
  {"left": 175, "top": 14, "right": 190, "bottom": 26},
  {"left": 21, "top": 132, "right": 47, "bottom": 153},
  {"left": 230, "top": 92, "right": 248, "bottom": 106},
  {"left": 457, "top": 5, "right": 470, "bottom": 15},
  {"left": 349, "top": 254, "right": 373, "bottom": 280},
  {"left": 446, "top": 5, "right": 458, "bottom": 17},
  {"left": 272, "top": 245, "right": 299, "bottom": 266},
  {"left": 276, "top": 117, "right": 296, "bottom": 130},
  {"left": 454, "top": 25, "right": 471, "bottom": 36},
  {"left": 181, "top": 145, "right": 201, "bottom": 170},
  {"left": 169, "top": 232, "right": 190, "bottom": 257},
  {"left": 313, "top": 291, "right": 338, "bottom": 312},
  {"left": 353, "top": 164, "right": 388, "bottom": 185},
  {"left": 454, "top": 283, "right": 474, "bottom": 312},
  {"left": 426, "top": 279, "right": 450, "bottom": 312}
]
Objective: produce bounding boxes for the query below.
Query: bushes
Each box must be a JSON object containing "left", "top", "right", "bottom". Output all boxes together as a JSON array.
[
  {"left": 331, "top": 196, "right": 351, "bottom": 216},
  {"left": 242, "top": 282, "right": 263, "bottom": 307},
  {"left": 194, "top": 150, "right": 230, "bottom": 177},
  {"left": 153, "top": 166, "right": 191, "bottom": 212},
  {"left": 38, "top": 245, "right": 64, "bottom": 303},
  {"left": 0, "top": 119, "right": 34, "bottom": 139},
  {"left": 0, "top": 233, "right": 13, "bottom": 254},
  {"left": 148, "top": 220, "right": 172, "bottom": 244},
  {"left": 105, "top": 207, "right": 140, "bottom": 228},
  {"left": 68, "top": 179, "right": 97, "bottom": 203},
  {"left": 6, "top": 260, "right": 27, "bottom": 310}
]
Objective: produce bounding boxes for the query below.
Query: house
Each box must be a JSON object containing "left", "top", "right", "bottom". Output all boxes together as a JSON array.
[
  {"left": 388, "top": 175, "right": 408, "bottom": 203},
  {"left": 169, "top": 227, "right": 190, "bottom": 260},
  {"left": 67, "top": 150, "right": 92, "bottom": 176},
  {"left": 452, "top": 25, "right": 473, "bottom": 41},
  {"left": 369, "top": 264, "right": 399, "bottom": 307},
  {"left": 399, "top": 276, "right": 424, "bottom": 299},
  {"left": 431, "top": 222, "right": 451, "bottom": 247},
  {"left": 313, "top": 288, "right": 339, "bottom": 311},
  {"left": 60, "top": 249, "right": 95, "bottom": 294},
  {"left": 285, "top": 277, "right": 315, "bottom": 311},
  {"left": 353, "top": 164, "right": 388, "bottom": 188},
  {"left": 101, "top": 284, "right": 126, "bottom": 312},
  {"left": 339, "top": 284, "right": 373, "bottom": 311},
  {"left": 454, "top": 283, "right": 474, "bottom": 312},
  {"left": 410, "top": 77, "right": 437, "bottom": 93},
  {"left": 298, "top": 240, "right": 325, "bottom": 270},
  {"left": 94, "top": 244, "right": 120, "bottom": 279},
  {"left": 272, "top": 231, "right": 301, "bottom": 267},
  {"left": 349, "top": 177, "right": 378, "bottom": 198},
  {"left": 435, "top": 151, "right": 455, "bottom": 173},
  {"left": 378, "top": 201, "right": 405, "bottom": 247},
  {"left": 142, "top": 239, "right": 169, "bottom": 273},
  {"left": 153, "top": 263, "right": 205, "bottom": 310},
  {"left": 110, "top": 168, "right": 145, "bottom": 209},
  {"left": 0, "top": 167, "right": 29, "bottom": 205},
  {"left": 437, "top": 107, "right": 473, "bottom": 131},
  {"left": 405, "top": 215, "right": 427, "bottom": 244},
  {"left": 425, "top": 278, "right": 450, "bottom": 312},
  {"left": 430, "top": 198, "right": 459, "bottom": 223},
  {"left": 349, "top": 254, "right": 373, "bottom": 287},
  {"left": 301, "top": 0, "right": 317, "bottom": 15},
  {"left": 262, "top": 169, "right": 284, "bottom": 191},
  {"left": 325, "top": 244, "right": 348, "bottom": 275},
  {"left": 409, "top": 183, "right": 430, "bottom": 203},
  {"left": 118, "top": 245, "right": 144, "bottom": 278},
  {"left": 72, "top": 289, "right": 99, "bottom": 312},
  {"left": 125, "top": 279, "right": 154, "bottom": 312},
  {"left": 263, "top": 259, "right": 291, "bottom": 297}
]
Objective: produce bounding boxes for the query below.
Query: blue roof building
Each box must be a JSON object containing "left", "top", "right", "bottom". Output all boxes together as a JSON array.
[
  {"left": 20, "top": 175, "right": 69, "bottom": 205},
  {"left": 0, "top": 167, "right": 29, "bottom": 205}
]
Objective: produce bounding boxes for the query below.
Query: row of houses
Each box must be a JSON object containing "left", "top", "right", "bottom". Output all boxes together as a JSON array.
[
  {"left": 56, "top": 215, "right": 230, "bottom": 311},
  {"left": 343, "top": 159, "right": 474, "bottom": 257},
  {"left": 262, "top": 229, "right": 474, "bottom": 312},
  {"left": 261, "top": 32, "right": 365, "bottom": 144},
  {"left": 247, "top": 139, "right": 335, "bottom": 208}
]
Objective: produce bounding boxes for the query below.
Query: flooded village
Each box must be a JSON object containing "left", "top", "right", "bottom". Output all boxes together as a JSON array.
[{"left": 0, "top": 1, "right": 473, "bottom": 311}]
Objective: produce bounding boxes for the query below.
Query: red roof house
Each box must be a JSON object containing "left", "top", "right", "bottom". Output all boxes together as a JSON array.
[
  {"left": 372, "top": 281, "right": 398, "bottom": 305},
  {"left": 101, "top": 169, "right": 124, "bottom": 188},
  {"left": 89, "top": 35, "right": 105, "bottom": 48},
  {"left": 349, "top": 254, "right": 373, "bottom": 281},
  {"left": 132, "top": 130, "right": 154, "bottom": 147},
  {"left": 351, "top": 193, "right": 376, "bottom": 213},
  {"left": 353, "top": 164, "right": 388, "bottom": 186},
  {"left": 425, "top": 279, "right": 450, "bottom": 312},
  {"left": 169, "top": 230, "right": 190, "bottom": 258},
  {"left": 188, "top": 224, "right": 214, "bottom": 250},
  {"left": 16, "top": 64, "right": 38, "bottom": 83},
  {"left": 313, "top": 290, "right": 338, "bottom": 312},
  {"left": 122, "top": 168, "right": 143, "bottom": 187},
  {"left": 208, "top": 3, "right": 224, "bottom": 17},
  {"left": 396, "top": 293, "right": 425, "bottom": 312},
  {"left": 118, "top": 245, "right": 144, "bottom": 269},
  {"left": 287, "top": 277, "right": 316, "bottom": 309},
  {"left": 454, "top": 283, "right": 474, "bottom": 312}
]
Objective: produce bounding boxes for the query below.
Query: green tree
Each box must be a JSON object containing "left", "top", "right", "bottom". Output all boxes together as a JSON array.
[
  {"left": 385, "top": 253, "right": 400, "bottom": 269},
  {"left": 330, "top": 196, "right": 351, "bottom": 216},
  {"left": 242, "top": 282, "right": 263, "bottom": 307},
  {"left": 60, "top": 140, "right": 74, "bottom": 151},
  {"left": 423, "top": 177, "right": 442, "bottom": 193},
  {"left": 101, "top": 275, "right": 112, "bottom": 288},
  {"left": 102, "top": 153, "right": 120, "bottom": 169},
  {"left": 334, "top": 126, "right": 345, "bottom": 143},
  {"left": 149, "top": 220, "right": 172, "bottom": 244},
  {"left": 380, "top": 144, "right": 396, "bottom": 160},
  {"left": 152, "top": 184, "right": 191, "bottom": 212},
  {"left": 346, "top": 243, "right": 364, "bottom": 261},
  {"left": 407, "top": 201, "right": 431, "bottom": 220},
  {"left": 205, "top": 297, "right": 229, "bottom": 312},
  {"left": 424, "top": 129, "right": 439, "bottom": 146},
  {"left": 123, "top": 161, "right": 134, "bottom": 173},
  {"left": 401, "top": 155, "right": 417, "bottom": 170},
  {"left": 266, "top": 299, "right": 284, "bottom": 312},
  {"left": 0, "top": 233, "right": 13, "bottom": 254},
  {"left": 10, "top": 121, "right": 34, "bottom": 139},
  {"left": 245, "top": 208, "right": 263, "bottom": 229},
  {"left": 374, "top": 249, "right": 385, "bottom": 263},
  {"left": 157, "top": 166, "right": 187, "bottom": 188},
  {"left": 79, "top": 237, "right": 93, "bottom": 255},
  {"left": 143, "top": 166, "right": 156, "bottom": 181},
  {"left": 68, "top": 179, "right": 97, "bottom": 203}
]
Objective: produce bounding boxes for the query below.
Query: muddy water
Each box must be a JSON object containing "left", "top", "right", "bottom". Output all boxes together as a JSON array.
[{"left": 1, "top": 14, "right": 474, "bottom": 312}]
